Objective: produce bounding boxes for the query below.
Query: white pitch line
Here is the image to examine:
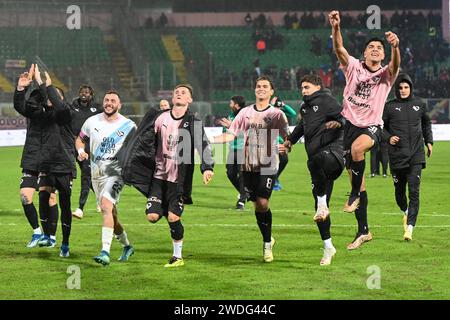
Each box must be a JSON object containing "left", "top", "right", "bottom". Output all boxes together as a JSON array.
[{"left": 1, "top": 223, "right": 450, "bottom": 228}]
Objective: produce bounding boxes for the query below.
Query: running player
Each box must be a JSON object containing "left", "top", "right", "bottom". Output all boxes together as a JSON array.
[
  {"left": 76, "top": 90, "right": 136, "bottom": 266},
  {"left": 284, "top": 74, "right": 345, "bottom": 265},
  {"left": 212, "top": 76, "right": 290, "bottom": 263},
  {"left": 329, "top": 10, "right": 400, "bottom": 249}
]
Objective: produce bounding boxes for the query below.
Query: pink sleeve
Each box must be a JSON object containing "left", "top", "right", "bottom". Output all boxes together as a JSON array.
[
  {"left": 276, "top": 111, "right": 290, "bottom": 139},
  {"left": 154, "top": 116, "right": 161, "bottom": 133},
  {"left": 381, "top": 65, "right": 399, "bottom": 86},
  {"left": 340, "top": 55, "right": 359, "bottom": 77},
  {"left": 227, "top": 112, "right": 244, "bottom": 136}
]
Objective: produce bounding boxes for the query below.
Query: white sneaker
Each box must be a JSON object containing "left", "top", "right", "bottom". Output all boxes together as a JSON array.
[
  {"left": 320, "top": 247, "right": 336, "bottom": 266},
  {"left": 72, "top": 208, "right": 83, "bottom": 219},
  {"left": 313, "top": 204, "right": 330, "bottom": 222},
  {"left": 263, "top": 237, "right": 275, "bottom": 263}
]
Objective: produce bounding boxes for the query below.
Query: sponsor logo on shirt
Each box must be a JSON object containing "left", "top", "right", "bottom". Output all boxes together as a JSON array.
[
  {"left": 116, "top": 130, "right": 124, "bottom": 137},
  {"left": 413, "top": 106, "right": 420, "bottom": 111},
  {"left": 395, "top": 107, "right": 402, "bottom": 111}
]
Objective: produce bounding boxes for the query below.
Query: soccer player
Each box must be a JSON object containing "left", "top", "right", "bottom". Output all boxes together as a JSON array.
[
  {"left": 29, "top": 67, "right": 76, "bottom": 258},
  {"left": 76, "top": 90, "right": 136, "bottom": 266},
  {"left": 329, "top": 10, "right": 400, "bottom": 249},
  {"left": 382, "top": 73, "right": 433, "bottom": 241},
  {"left": 13, "top": 64, "right": 57, "bottom": 248},
  {"left": 271, "top": 96, "right": 297, "bottom": 191},
  {"left": 71, "top": 85, "right": 102, "bottom": 219},
  {"left": 121, "top": 84, "right": 214, "bottom": 267},
  {"left": 216, "top": 95, "right": 247, "bottom": 210},
  {"left": 212, "top": 76, "right": 290, "bottom": 263},
  {"left": 150, "top": 84, "right": 214, "bottom": 267},
  {"left": 284, "top": 74, "right": 344, "bottom": 266}
]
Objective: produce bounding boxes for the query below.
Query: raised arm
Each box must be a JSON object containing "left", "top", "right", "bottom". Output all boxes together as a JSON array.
[
  {"left": 14, "top": 64, "right": 35, "bottom": 116},
  {"left": 385, "top": 31, "right": 401, "bottom": 77},
  {"left": 329, "top": 10, "right": 350, "bottom": 67}
]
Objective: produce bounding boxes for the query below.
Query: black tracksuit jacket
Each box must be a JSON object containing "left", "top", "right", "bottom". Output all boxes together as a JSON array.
[
  {"left": 382, "top": 74, "right": 433, "bottom": 170},
  {"left": 23, "top": 85, "right": 76, "bottom": 176},
  {"left": 70, "top": 98, "right": 102, "bottom": 137},
  {"left": 119, "top": 108, "right": 214, "bottom": 197},
  {"left": 287, "top": 88, "right": 345, "bottom": 166}
]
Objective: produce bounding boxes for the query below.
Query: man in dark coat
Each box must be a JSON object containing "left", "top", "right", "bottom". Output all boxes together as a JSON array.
[{"left": 383, "top": 73, "right": 433, "bottom": 241}]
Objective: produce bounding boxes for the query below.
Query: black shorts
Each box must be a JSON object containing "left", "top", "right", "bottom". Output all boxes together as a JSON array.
[
  {"left": 343, "top": 121, "right": 382, "bottom": 169},
  {"left": 146, "top": 178, "right": 184, "bottom": 217},
  {"left": 20, "top": 170, "right": 39, "bottom": 189},
  {"left": 242, "top": 172, "right": 276, "bottom": 202},
  {"left": 38, "top": 172, "right": 73, "bottom": 195},
  {"left": 307, "top": 150, "right": 344, "bottom": 182}
]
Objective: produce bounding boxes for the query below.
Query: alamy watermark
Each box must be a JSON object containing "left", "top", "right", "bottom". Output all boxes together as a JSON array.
[
  {"left": 66, "top": 5, "right": 81, "bottom": 30},
  {"left": 366, "top": 5, "right": 381, "bottom": 30},
  {"left": 366, "top": 265, "right": 381, "bottom": 289},
  {"left": 66, "top": 265, "right": 81, "bottom": 289}
]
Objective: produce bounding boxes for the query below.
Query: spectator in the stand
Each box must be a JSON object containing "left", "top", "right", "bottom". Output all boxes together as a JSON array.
[
  {"left": 145, "top": 16, "right": 154, "bottom": 28},
  {"left": 318, "top": 66, "right": 333, "bottom": 88},
  {"left": 241, "top": 68, "right": 250, "bottom": 88},
  {"left": 292, "top": 13, "right": 299, "bottom": 29},
  {"left": 256, "top": 39, "right": 266, "bottom": 54},
  {"left": 254, "top": 59, "right": 261, "bottom": 78},
  {"left": 311, "top": 34, "right": 322, "bottom": 56},
  {"left": 245, "top": 13, "right": 252, "bottom": 27},
  {"left": 159, "top": 13, "right": 168, "bottom": 28},
  {"left": 256, "top": 13, "right": 267, "bottom": 29},
  {"left": 283, "top": 12, "right": 291, "bottom": 29},
  {"left": 317, "top": 12, "right": 326, "bottom": 27}
]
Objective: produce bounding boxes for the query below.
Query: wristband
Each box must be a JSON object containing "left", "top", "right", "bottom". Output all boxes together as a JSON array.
[{"left": 77, "top": 148, "right": 85, "bottom": 156}]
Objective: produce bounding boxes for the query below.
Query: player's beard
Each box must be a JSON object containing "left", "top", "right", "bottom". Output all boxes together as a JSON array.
[{"left": 104, "top": 107, "right": 118, "bottom": 117}]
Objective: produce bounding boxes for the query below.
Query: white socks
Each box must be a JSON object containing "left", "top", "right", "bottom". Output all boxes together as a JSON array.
[
  {"left": 407, "top": 225, "right": 414, "bottom": 233},
  {"left": 317, "top": 195, "right": 327, "bottom": 207},
  {"left": 324, "top": 238, "right": 334, "bottom": 249},
  {"left": 116, "top": 231, "right": 130, "bottom": 247},
  {"left": 173, "top": 240, "right": 183, "bottom": 258},
  {"left": 33, "top": 227, "right": 42, "bottom": 235},
  {"left": 102, "top": 227, "right": 114, "bottom": 253}
]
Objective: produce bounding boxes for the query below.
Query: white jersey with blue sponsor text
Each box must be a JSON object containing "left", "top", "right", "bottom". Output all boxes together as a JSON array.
[{"left": 80, "top": 113, "right": 136, "bottom": 180}]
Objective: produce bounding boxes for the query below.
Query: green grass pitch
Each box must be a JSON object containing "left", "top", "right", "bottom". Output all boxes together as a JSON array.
[{"left": 0, "top": 143, "right": 449, "bottom": 299}]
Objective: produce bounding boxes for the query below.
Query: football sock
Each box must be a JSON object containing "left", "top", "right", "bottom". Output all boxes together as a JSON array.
[
  {"left": 350, "top": 160, "right": 365, "bottom": 196},
  {"left": 355, "top": 191, "right": 369, "bottom": 234},
  {"left": 23, "top": 203, "right": 40, "bottom": 230},
  {"left": 169, "top": 220, "right": 184, "bottom": 241},
  {"left": 101, "top": 227, "right": 114, "bottom": 253},
  {"left": 172, "top": 240, "right": 183, "bottom": 258},
  {"left": 255, "top": 209, "right": 272, "bottom": 243},
  {"left": 317, "top": 215, "right": 331, "bottom": 240},
  {"left": 115, "top": 231, "right": 130, "bottom": 247}
]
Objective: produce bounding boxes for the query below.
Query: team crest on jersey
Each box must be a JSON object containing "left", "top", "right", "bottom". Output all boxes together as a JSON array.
[
  {"left": 301, "top": 108, "right": 306, "bottom": 114},
  {"left": 183, "top": 122, "right": 189, "bottom": 128},
  {"left": 263, "top": 116, "right": 272, "bottom": 125},
  {"left": 372, "top": 75, "right": 381, "bottom": 83},
  {"left": 313, "top": 105, "right": 319, "bottom": 112},
  {"left": 413, "top": 106, "right": 420, "bottom": 111},
  {"left": 90, "top": 108, "right": 97, "bottom": 112},
  {"left": 116, "top": 130, "right": 124, "bottom": 137}
]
